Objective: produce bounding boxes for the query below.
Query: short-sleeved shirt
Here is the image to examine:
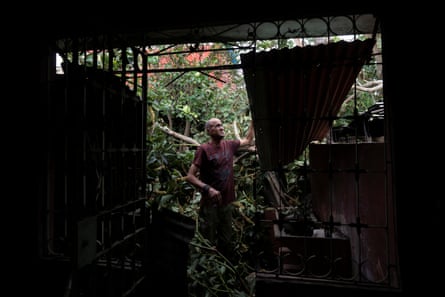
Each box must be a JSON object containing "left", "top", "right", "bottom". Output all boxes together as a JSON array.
[{"left": 192, "top": 139, "right": 240, "bottom": 205}]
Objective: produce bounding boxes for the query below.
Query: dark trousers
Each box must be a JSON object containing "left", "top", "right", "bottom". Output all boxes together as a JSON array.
[{"left": 199, "top": 203, "right": 234, "bottom": 257}]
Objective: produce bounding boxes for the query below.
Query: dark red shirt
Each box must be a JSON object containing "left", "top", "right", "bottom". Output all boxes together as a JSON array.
[{"left": 192, "top": 139, "right": 240, "bottom": 205}]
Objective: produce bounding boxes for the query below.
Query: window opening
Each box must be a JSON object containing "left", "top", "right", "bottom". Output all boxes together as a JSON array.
[{"left": 48, "top": 12, "right": 397, "bottom": 295}]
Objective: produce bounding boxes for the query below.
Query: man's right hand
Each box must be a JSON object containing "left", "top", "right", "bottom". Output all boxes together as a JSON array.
[{"left": 208, "top": 187, "right": 222, "bottom": 205}]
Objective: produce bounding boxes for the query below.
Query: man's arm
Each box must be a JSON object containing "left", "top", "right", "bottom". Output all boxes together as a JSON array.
[
  {"left": 239, "top": 120, "right": 255, "bottom": 147},
  {"left": 186, "top": 163, "right": 221, "bottom": 202},
  {"left": 185, "top": 164, "right": 207, "bottom": 190}
]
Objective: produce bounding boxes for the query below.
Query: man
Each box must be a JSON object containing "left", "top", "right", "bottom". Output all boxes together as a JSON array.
[{"left": 186, "top": 118, "right": 254, "bottom": 257}]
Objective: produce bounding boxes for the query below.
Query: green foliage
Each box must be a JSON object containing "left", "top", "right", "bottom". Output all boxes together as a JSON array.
[
  {"left": 143, "top": 43, "right": 251, "bottom": 136},
  {"left": 145, "top": 126, "right": 198, "bottom": 216},
  {"left": 140, "top": 37, "right": 382, "bottom": 295},
  {"left": 188, "top": 230, "right": 256, "bottom": 297}
]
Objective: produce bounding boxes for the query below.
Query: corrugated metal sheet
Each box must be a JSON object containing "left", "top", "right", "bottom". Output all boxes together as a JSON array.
[{"left": 241, "top": 39, "right": 375, "bottom": 170}]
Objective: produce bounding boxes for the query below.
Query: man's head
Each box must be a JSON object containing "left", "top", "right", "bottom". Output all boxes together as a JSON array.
[{"left": 205, "top": 118, "right": 225, "bottom": 140}]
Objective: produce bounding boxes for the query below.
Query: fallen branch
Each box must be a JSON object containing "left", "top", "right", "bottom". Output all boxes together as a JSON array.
[{"left": 156, "top": 123, "right": 200, "bottom": 146}]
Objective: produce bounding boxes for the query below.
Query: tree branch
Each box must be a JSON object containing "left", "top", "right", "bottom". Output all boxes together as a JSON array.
[
  {"left": 156, "top": 123, "right": 200, "bottom": 146},
  {"left": 157, "top": 122, "right": 256, "bottom": 159}
]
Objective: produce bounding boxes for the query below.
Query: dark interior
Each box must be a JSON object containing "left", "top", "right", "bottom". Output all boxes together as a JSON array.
[{"left": 9, "top": 5, "right": 442, "bottom": 297}]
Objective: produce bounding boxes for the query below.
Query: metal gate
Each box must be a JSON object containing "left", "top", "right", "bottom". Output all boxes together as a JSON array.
[{"left": 42, "top": 49, "right": 148, "bottom": 296}]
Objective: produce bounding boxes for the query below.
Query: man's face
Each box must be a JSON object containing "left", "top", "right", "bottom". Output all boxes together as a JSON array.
[{"left": 208, "top": 119, "right": 225, "bottom": 139}]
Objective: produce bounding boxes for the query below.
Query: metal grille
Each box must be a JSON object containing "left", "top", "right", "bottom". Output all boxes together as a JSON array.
[{"left": 44, "top": 50, "right": 147, "bottom": 296}]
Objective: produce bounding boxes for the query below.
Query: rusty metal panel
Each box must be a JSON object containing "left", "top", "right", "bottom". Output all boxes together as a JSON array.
[
  {"left": 241, "top": 39, "right": 375, "bottom": 170},
  {"left": 310, "top": 143, "right": 397, "bottom": 286}
]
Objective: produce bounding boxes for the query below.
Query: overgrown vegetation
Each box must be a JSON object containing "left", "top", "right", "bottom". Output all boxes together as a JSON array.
[
  {"left": 141, "top": 37, "right": 383, "bottom": 296},
  {"left": 145, "top": 112, "right": 262, "bottom": 296},
  {"left": 142, "top": 42, "right": 261, "bottom": 296},
  {"left": 68, "top": 35, "right": 382, "bottom": 296}
]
